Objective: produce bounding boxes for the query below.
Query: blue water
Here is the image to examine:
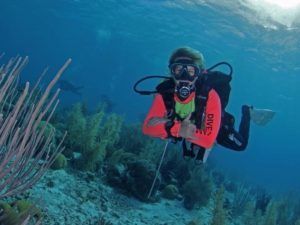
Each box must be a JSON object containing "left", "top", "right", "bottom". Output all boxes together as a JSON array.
[{"left": 1, "top": 0, "right": 299, "bottom": 194}]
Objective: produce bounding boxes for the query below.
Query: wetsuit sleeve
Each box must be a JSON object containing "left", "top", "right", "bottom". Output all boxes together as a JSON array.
[
  {"left": 188, "top": 89, "right": 221, "bottom": 148},
  {"left": 142, "top": 94, "right": 181, "bottom": 139}
]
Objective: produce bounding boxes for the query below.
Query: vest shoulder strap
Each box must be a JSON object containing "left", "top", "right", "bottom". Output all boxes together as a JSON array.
[
  {"left": 193, "top": 78, "right": 211, "bottom": 129},
  {"left": 156, "top": 79, "right": 175, "bottom": 119}
]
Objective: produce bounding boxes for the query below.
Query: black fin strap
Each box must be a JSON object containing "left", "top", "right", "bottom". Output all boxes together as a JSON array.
[
  {"left": 157, "top": 80, "right": 175, "bottom": 116},
  {"left": 195, "top": 88, "right": 209, "bottom": 129},
  {"left": 182, "top": 139, "right": 195, "bottom": 158},
  {"left": 194, "top": 145, "right": 206, "bottom": 161},
  {"left": 161, "top": 90, "right": 175, "bottom": 119},
  {"left": 182, "top": 139, "right": 188, "bottom": 157},
  {"left": 165, "top": 121, "right": 182, "bottom": 143},
  {"left": 165, "top": 120, "right": 175, "bottom": 138},
  {"left": 194, "top": 80, "right": 206, "bottom": 129}
]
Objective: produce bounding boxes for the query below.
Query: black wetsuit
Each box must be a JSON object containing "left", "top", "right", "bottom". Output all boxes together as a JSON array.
[{"left": 216, "top": 105, "right": 251, "bottom": 151}]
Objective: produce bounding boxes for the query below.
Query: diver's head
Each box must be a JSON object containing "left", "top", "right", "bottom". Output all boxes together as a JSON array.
[{"left": 168, "top": 47, "right": 205, "bottom": 100}]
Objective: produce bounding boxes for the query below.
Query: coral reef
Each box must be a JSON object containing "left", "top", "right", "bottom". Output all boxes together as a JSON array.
[
  {"left": 96, "top": 216, "right": 114, "bottom": 225},
  {"left": 241, "top": 201, "right": 262, "bottom": 225},
  {"left": 64, "top": 103, "right": 123, "bottom": 171},
  {"left": 0, "top": 56, "right": 70, "bottom": 200},
  {"left": 254, "top": 187, "right": 272, "bottom": 215},
  {"left": 50, "top": 153, "right": 68, "bottom": 170},
  {"left": 0, "top": 200, "right": 42, "bottom": 225},
  {"left": 6, "top": 97, "right": 297, "bottom": 225},
  {"left": 116, "top": 123, "right": 164, "bottom": 164},
  {"left": 162, "top": 184, "right": 179, "bottom": 200},
  {"left": 161, "top": 149, "right": 191, "bottom": 188},
  {"left": 182, "top": 167, "right": 213, "bottom": 210},
  {"left": 230, "top": 183, "right": 254, "bottom": 217},
  {"left": 210, "top": 186, "right": 228, "bottom": 225},
  {"left": 263, "top": 201, "right": 278, "bottom": 225},
  {"left": 37, "top": 120, "right": 58, "bottom": 152},
  {"left": 106, "top": 157, "right": 160, "bottom": 202}
]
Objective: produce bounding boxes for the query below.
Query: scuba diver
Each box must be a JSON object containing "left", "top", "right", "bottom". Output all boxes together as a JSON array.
[
  {"left": 57, "top": 79, "right": 83, "bottom": 96},
  {"left": 134, "top": 46, "right": 275, "bottom": 163},
  {"left": 142, "top": 47, "right": 221, "bottom": 163}
]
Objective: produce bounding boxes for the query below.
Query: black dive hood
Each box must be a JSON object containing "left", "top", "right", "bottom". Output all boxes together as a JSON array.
[{"left": 133, "top": 61, "right": 233, "bottom": 95}]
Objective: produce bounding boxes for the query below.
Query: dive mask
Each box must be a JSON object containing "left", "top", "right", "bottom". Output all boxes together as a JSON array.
[{"left": 169, "top": 61, "right": 200, "bottom": 81}]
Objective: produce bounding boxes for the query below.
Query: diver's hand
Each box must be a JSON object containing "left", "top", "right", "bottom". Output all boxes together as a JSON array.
[
  {"left": 148, "top": 117, "right": 170, "bottom": 126},
  {"left": 179, "top": 114, "right": 197, "bottom": 139}
]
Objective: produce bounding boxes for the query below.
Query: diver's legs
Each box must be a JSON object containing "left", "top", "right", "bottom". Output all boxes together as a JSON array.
[{"left": 217, "top": 106, "right": 252, "bottom": 151}]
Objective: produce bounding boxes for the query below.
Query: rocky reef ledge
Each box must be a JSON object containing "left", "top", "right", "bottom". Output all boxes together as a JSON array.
[{"left": 29, "top": 169, "right": 208, "bottom": 225}]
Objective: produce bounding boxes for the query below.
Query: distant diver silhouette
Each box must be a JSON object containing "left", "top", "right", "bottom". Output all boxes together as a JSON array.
[{"left": 58, "top": 79, "right": 83, "bottom": 96}]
